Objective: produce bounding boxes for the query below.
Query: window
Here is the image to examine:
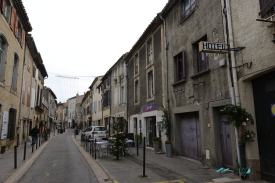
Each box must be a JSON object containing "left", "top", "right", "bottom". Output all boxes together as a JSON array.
[
  {"left": 134, "top": 80, "right": 139, "bottom": 103},
  {"left": 194, "top": 36, "right": 209, "bottom": 73},
  {"left": 7, "top": 108, "right": 17, "bottom": 140},
  {"left": 11, "top": 54, "right": 19, "bottom": 92},
  {"left": 148, "top": 71, "right": 154, "bottom": 98},
  {"left": 2, "top": 0, "right": 11, "bottom": 23},
  {"left": 0, "top": 36, "right": 8, "bottom": 83},
  {"left": 33, "top": 65, "right": 36, "bottom": 78},
  {"left": 174, "top": 51, "right": 185, "bottom": 82},
  {"left": 147, "top": 39, "right": 153, "bottom": 64},
  {"left": 181, "top": 0, "right": 196, "bottom": 21},
  {"left": 134, "top": 54, "right": 139, "bottom": 75}
]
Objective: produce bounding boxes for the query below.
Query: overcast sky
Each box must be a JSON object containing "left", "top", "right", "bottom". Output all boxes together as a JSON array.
[{"left": 22, "top": 0, "right": 168, "bottom": 103}]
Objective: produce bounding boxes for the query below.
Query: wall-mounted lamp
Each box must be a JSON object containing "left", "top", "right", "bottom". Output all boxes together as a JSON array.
[{"left": 272, "top": 33, "right": 275, "bottom": 44}]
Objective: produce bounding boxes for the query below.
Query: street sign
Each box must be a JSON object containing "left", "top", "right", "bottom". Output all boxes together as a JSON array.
[{"left": 199, "top": 41, "right": 228, "bottom": 53}]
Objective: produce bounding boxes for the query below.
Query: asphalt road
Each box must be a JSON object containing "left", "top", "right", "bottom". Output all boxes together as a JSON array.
[{"left": 18, "top": 129, "right": 97, "bottom": 183}]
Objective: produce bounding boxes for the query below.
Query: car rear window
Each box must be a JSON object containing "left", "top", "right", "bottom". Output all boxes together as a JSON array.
[{"left": 94, "top": 127, "right": 107, "bottom": 131}]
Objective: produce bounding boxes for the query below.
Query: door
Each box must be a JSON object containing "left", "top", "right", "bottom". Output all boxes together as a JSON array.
[
  {"left": 219, "top": 114, "right": 233, "bottom": 169},
  {"left": 146, "top": 117, "right": 156, "bottom": 147},
  {"left": 252, "top": 71, "right": 275, "bottom": 182},
  {"left": 180, "top": 112, "right": 201, "bottom": 160}
]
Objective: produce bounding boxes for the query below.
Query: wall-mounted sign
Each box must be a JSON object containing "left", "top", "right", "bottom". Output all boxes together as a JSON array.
[
  {"left": 142, "top": 102, "right": 157, "bottom": 113},
  {"left": 157, "top": 122, "right": 163, "bottom": 131},
  {"left": 1, "top": 111, "right": 9, "bottom": 139},
  {"left": 199, "top": 41, "right": 228, "bottom": 53},
  {"left": 271, "top": 104, "right": 275, "bottom": 116}
]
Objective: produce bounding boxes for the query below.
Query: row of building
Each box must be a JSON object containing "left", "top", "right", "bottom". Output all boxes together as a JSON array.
[
  {"left": 60, "top": 0, "right": 274, "bottom": 181},
  {"left": 1, "top": 0, "right": 275, "bottom": 181},
  {"left": 0, "top": 0, "right": 58, "bottom": 154}
]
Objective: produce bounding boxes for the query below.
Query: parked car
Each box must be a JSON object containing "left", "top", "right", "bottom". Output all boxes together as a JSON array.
[{"left": 84, "top": 126, "right": 107, "bottom": 141}]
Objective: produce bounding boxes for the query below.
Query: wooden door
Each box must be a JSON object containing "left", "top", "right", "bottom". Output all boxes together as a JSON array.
[
  {"left": 219, "top": 114, "right": 233, "bottom": 169},
  {"left": 180, "top": 112, "right": 201, "bottom": 160},
  {"left": 252, "top": 71, "right": 275, "bottom": 182}
]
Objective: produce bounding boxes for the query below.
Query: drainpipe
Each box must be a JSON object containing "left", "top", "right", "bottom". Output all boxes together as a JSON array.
[
  {"left": 159, "top": 14, "right": 170, "bottom": 138},
  {"left": 123, "top": 54, "right": 129, "bottom": 133},
  {"left": 222, "top": 0, "right": 242, "bottom": 167},
  {"left": 18, "top": 37, "right": 28, "bottom": 145}
]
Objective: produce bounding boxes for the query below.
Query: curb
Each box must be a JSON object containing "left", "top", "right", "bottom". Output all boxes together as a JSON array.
[
  {"left": 71, "top": 136, "right": 113, "bottom": 183},
  {"left": 4, "top": 138, "right": 52, "bottom": 183}
]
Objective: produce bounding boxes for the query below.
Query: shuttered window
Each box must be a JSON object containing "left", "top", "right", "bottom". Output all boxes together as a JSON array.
[
  {"left": 174, "top": 50, "right": 186, "bottom": 82},
  {"left": 7, "top": 108, "right": 17, "bottom": 140}
]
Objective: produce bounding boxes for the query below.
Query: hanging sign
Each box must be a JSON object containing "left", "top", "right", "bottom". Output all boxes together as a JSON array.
[
  {"left": 199, "top": 41, "right": 228, "bottom": 53},
  {"left": 1, "top": 111, "right": 9, "bottom": 139},
  {"left": 271, "top": 104, "right": 275, "bottom": 116}
]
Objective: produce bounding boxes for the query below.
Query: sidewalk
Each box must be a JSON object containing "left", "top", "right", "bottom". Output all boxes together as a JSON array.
[
  {"left": 0, "top": 131, "right": 56, "bottom": 183},
  {"left": 76, "top": 134, "right": 268, "bottom": 183}
]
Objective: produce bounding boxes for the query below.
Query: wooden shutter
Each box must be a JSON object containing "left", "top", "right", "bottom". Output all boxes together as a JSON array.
[
  {"left": 21, "top": 29, "right": 25, "bottom": 47},
  {"left": 15, "top": 16, "right": 18, "bottom": 36},
  {"left": 259, "top": 0, "right": 275, "bottom": 18},
  {"left": 10, "top": 6, "right": 16, "bottom": 32},
  {"left": 182, "top": 50, "right": 186, "bottom": 79},
  {"left": 1, "top": 0, "right": 6, "bottom": 15}
]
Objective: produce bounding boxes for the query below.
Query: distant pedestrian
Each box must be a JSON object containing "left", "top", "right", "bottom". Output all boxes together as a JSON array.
[
  {"left": 57, "top": 125, "right": 61, "bottom": 134},
  {"left": 30, "top": 125, "right": 39, "bottom": 145}
]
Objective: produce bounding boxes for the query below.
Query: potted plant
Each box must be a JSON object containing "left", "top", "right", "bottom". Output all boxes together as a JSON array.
[
  {"left": 161, "top": 107, "right": 173, "bottom": 157},
  {"left": 152, "top": 137, "right": 160, "bottom": 153}
]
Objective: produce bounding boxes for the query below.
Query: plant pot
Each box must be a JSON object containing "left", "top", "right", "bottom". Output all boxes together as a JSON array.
[
  {"left": 165, "top": 143, "right": 173, "bottom": 157},
  {"left": 153, "top": 141, "right": 159, "bottom": 153}
]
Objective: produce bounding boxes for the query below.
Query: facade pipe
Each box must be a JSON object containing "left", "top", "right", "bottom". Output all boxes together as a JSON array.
[
  {"left": 222, "top": 0, "right": 242, "bottom": 168},
  {"left": 159, "top": 14, "right": 170, "bottom": 137}
]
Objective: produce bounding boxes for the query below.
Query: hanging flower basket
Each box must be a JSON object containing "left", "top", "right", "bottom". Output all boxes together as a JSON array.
[
  {"left": 218, "top": 104, "right": 256, "bottom": 143},
  {"left": 218, "top": 104, "right": 254, "bottom": 128}
]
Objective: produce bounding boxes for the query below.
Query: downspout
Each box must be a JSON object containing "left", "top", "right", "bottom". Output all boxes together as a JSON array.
[
  {"left": 18, "top": 37, "right": 28, "bottom": 145},
  {"left": 124, "top": 54, "right": 129, "bottom": 133},
  {"left": 159, "top": 14, "right": 170, "bottom": 137},
  {"left": 222, "top": 0, "right": 242, "bottom": 167}
]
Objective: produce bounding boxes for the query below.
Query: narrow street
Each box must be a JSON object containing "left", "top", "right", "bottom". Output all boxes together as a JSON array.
[{"left": 18, "top": 129, "right": 97, "bottom": 183}]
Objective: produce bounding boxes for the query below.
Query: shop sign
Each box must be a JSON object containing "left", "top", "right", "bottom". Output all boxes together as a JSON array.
[
  {"left": 1, "top": 111, "right": 9, "bottom": 139},
  {"left": 271, "top": 104, "right": 275, "bottom": 116},
  {"left": 142, "top": 102, "right": 157, "bottom": 113},
  {"left": 199, "top": 41, "right": 228, "bottom": 53}
]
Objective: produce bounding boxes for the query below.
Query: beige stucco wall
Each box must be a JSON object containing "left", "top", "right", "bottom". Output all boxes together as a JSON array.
[{"left": 0, "top": 15, "right": 25, "bottom": 150}]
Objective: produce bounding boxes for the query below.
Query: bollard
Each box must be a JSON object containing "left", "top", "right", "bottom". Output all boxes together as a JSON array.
[
  {"left": 90, "top": 141, "right": 92, "bottom": 154},
  {"left": 23, "top": 141, "right": 26, "bottom": 160},
  {"left": 136, "top": 138, "right": 139, "bottom": 155},
  {"left": 94, "top": 139, "right": 96, "bottom": 160},
  {"left": 17, "top": 134, "right": 19, "bottom": 146},
  {"left": 14, "top": 146, "right": 17, "bottom": 169},
  {"left": 142, "top": 137, "right": 146, "bottom": 177}
]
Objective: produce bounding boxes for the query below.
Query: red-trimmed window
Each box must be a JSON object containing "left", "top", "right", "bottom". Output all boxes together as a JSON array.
[
  {"left": 174, "top": 51, "right": 185, "bottom": 82},
  {"left": 194, "top": 36, "right": 209, "bottom": 73}
]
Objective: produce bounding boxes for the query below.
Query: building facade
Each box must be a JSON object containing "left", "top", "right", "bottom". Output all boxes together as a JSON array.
[
  {"left": 0, "top": 0, "right": 32, "bottom": 153},
  {"left": 110, "top": 54, "right": 127, "bottom": 135},
  {"left": 126, "top": 15, "right": 164, "bottom": 149},
  {"left": 89, "top": 76, "right": 103, "bottom": 126},
  {"left": 228, "top": 0, "right": 275, "bottom": 181}
]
